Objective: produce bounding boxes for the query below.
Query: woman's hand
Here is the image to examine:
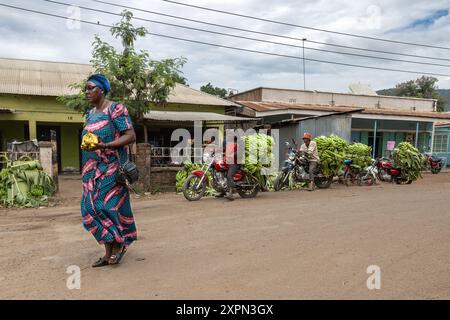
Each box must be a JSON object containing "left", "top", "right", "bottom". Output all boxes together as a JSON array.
[{"left": 86, "top": 142, "right": 107, "bottom": 151}]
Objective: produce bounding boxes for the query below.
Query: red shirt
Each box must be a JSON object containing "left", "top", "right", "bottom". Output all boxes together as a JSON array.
[{"left": 225, "top": 143, "right": 238, "bottom": 165}]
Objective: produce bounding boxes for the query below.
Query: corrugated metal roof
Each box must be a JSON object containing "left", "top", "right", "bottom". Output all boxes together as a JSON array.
[
  {"left": 0, "top": 58, "right": 238, "bottom": 106},
  {"left": 167, "top": 83, "right": 238, "bottom": 106},
  {"left": 0, "top": 58, "right": 93, "bottom": 96},
  {"left": 144, "top": 110, "right": 257, "bottom": 121},
  {"left": 236, "top": 101, "right": 450, "bottom": 120}
]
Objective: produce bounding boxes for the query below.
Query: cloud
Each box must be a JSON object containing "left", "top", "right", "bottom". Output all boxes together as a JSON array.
[{"left": 1, "top": 0, "right": 450, "bottom": 93}]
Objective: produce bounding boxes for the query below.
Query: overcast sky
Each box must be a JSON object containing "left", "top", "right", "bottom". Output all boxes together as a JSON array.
[{"left": 1, "top": 0, "right": 450, "bottom": 94}]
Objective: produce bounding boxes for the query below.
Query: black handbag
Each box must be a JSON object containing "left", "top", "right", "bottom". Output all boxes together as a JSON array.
[
  {"left": 117, "top": 159, "right": 139, "bottom": 186},
  {"left": 107, "top": 103, "right": 139, "bottom": 187}
]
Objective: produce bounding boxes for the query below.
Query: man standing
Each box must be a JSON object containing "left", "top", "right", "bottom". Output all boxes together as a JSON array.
[{"left": 298, "top": 132, "right": 319, "bottom": 191}]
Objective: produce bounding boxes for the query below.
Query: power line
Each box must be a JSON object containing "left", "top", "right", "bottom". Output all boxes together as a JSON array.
[
  {"left": 163, "top": 0, "right": 450, "bottom": 51},
  {"left": 89, "top": 0, "right": 450, "bottom": 62},
  {"left": 42, "top": 0, "right": 450, "bottom": 68},
  {"left": 2, "top": 3, "right": 450, "bottom": 77}
]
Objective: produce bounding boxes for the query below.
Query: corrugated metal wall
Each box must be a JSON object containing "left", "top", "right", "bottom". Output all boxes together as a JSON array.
[{"left": 276, "top": 114, "right": 352, "bottom": 168}]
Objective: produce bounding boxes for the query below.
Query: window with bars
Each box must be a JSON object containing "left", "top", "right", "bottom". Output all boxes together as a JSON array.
[{"left": 433, "top": 134, "right": 449, "bottom": 153}]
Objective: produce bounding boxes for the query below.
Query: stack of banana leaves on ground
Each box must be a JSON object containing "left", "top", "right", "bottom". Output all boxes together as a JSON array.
[
  {"left": 0, "top": 157, "right": 56, "bottom": 208},
  {"left": 392, "top": 142, "right": 424, "bottom": 181},
  {"left": 314, "top": 134, "right": 348, "bottom": 177},
  {"left": 345, "top": 143, "right": 372, "bottom": 172}
]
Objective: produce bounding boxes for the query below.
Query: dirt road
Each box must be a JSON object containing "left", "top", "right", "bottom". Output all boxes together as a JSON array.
[{"left": 0, "top": 173, "right": 449, "bottom": 299}]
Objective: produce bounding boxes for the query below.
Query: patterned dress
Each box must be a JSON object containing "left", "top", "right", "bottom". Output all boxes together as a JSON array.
[{"left": 80, "top": 102, "right": 137, "bottom": 248}]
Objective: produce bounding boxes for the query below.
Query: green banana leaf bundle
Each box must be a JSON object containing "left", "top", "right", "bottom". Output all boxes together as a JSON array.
[
  {"left": 0, "top": 159, "right": 56, "bottom": 208},
  {"left": 392, "top": 142, "right": 424, "bottom": 181},
  {"left": 314, "top": 134, "right": 348, "bottom": 177},
  {"left": 345, "top": 143, "right": 372, "bottom": 172},
  {"left": 241, "top": 133, "right": 275, "bottom": 175}
]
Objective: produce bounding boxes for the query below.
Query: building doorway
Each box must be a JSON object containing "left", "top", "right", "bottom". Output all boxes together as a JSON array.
[{"left": 368, "top": 132, "right": 382, "bottom": 158}]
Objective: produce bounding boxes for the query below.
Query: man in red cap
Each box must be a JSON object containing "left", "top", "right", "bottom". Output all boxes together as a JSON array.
[{"left": 299, "top": 132, "right": 319, "bottom": 191}]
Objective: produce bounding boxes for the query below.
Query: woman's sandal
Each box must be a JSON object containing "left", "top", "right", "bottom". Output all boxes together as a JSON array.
[
  {"left": 109, "top": 247, "right": 127, "bottom": 265},
  {"left": 92, "top": 257, "right": 109, "bottom": 268}
]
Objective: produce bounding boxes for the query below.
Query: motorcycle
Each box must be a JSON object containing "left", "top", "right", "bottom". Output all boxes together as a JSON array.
[
  {"left": 182, "top": 150, "right": 260, "bottom": 201},
  {"left": 424, "top": 153, "right": 443, "bottom": 174},
  {"left": 357, "top": 158, "right": 378, "bottom": 186},
  {"left": 274, "top": 140, "right": 333, "bottom": 191},
  {"left": 342, "top": 159, "right": 360, "bottom": 186},
  {"left": 376, "top": 157, "right": 412, "bottom": 184}
]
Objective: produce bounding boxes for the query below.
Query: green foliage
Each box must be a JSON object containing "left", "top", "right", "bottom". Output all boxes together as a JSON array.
[
  {"left": 392, "top": 142, "right": 424, "bottom": 181},
  {"left": 200, "top": 82, "right": 228, "bottom": 98},
  {"left": 314, "top": 134, "right": 348, "bottom": 177},
  {"left": 436, "top": 89, "right": 450, "bottom": 112},
  {"left": 0, "top": 160, "right": 55, "bottom": 208},
  {"left": 242, "top": 133, "right": 275, "bottom": 175},
  {"left": 58, "top": 10, "right": 187, "bottom": 122},
  {"left": 345, "top": 143, "right": 372, "bottom": 171}
]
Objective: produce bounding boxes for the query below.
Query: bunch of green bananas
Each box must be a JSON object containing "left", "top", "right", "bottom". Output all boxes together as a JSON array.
[
  {"left": 242, "top": 133, "right": 275, "bottom": 174},
  {"left": 345, "top": 143, "right": 372, "bottom": 171},
  {"left": 392, "top": 142, "right": 424, "bottom": 181},
  {"left": 314, "top": 134, "right": 348, "bottom": 177}
]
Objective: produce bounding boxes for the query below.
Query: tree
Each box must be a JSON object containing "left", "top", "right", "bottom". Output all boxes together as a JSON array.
[
  {"left": 377, "top": 76, "right": 447, "bottom": 112},
  {"left": 200, "top": 82, "right": 228, "bottom": 98},
  {"left": 58, "top": 10, "right": 187, "bottom": 142}
]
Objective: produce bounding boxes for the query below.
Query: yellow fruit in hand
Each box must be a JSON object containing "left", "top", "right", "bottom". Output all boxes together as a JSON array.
[{"left": 81, "top": 132, "right": 99, "bottom": 150}]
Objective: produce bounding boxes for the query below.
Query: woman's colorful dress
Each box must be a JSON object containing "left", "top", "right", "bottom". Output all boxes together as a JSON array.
[{"left": 80, "top": 102, "right": 137, "bottom": 248}]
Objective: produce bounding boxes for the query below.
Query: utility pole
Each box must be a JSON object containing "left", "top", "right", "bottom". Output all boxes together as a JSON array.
[{"left": 302, "top": 38, "right": 307, "bottom": 90}]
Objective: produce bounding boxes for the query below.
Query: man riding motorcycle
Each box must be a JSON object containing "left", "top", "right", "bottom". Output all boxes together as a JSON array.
[
  {"left": 298, "top": 132, "right": 319, "bottom": 191},
  {"left": 224, "top": 140, "right": 240, "bottom": 201}
]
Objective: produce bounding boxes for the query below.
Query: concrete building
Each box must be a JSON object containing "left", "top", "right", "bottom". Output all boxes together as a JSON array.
[{"left": 229, "top": 87, "right": 450, "bottom": 161}]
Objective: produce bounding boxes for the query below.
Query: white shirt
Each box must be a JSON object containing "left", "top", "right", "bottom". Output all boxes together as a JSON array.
[{"left": 299, "top": 140, "right": 319, "bottom": 162}]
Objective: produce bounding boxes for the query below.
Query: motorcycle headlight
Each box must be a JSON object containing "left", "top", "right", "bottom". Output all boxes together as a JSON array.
[{"left": 203, "top": 153, "right": 213, "bottom": 164}]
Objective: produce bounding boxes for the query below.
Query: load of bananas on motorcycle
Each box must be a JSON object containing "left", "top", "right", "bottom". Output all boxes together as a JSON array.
[
  {"left": 392, "top": 142, "right": 424, "bottom": 181},
  {"left": 315, "top": 135, "right": 372, "bottom": 177}
]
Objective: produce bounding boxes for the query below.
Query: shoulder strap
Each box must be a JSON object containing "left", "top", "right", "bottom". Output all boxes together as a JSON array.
[{"left": 106, "top": 102, "right": 131, "bottom": 162}]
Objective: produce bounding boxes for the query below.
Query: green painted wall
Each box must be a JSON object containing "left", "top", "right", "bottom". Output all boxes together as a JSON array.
[
  {"left": 61, "top": 124, "right": 82, "bottom": 170},
  {"left": 0, "top": 120, "right": 26, "bottom": 151},
  {"left": 0, "top": 94, "right": 85, "bottom": 123},
  {"left": 361, "top": 132, "right": 369, "bottom": 145},
  {"left": 395, "top": 132, "right": 405, "bottom": 146}
]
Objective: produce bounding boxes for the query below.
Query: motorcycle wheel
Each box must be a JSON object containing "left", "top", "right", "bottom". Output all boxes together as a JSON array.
[
  {"left": 182, "top": 174, "right": 206, "bottom": 201},
  {"left": 343, "top": 171, "right": 357, "bottom": 186},
  {"left": 274, "top": 172, "right": 288, "bottom": 191},
  {"left": 314, "top": 176, "right": 333, "bottom": 189},
  {"left": 359, "top": 174, "right": 374, "bottom": 186},
  {"left": 431, "top": 167, "right": 441, "bottom": 174},
  {"left": 395, "top": 178, "right": 413, "bottom": 185},
  {"left": 237, "top": 176, "right": 260, "bottom": 198}
]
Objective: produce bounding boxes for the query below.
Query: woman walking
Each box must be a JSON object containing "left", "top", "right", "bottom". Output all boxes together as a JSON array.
[{"left": 81, "top": 74, "right": 137, "bottom": 267}]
